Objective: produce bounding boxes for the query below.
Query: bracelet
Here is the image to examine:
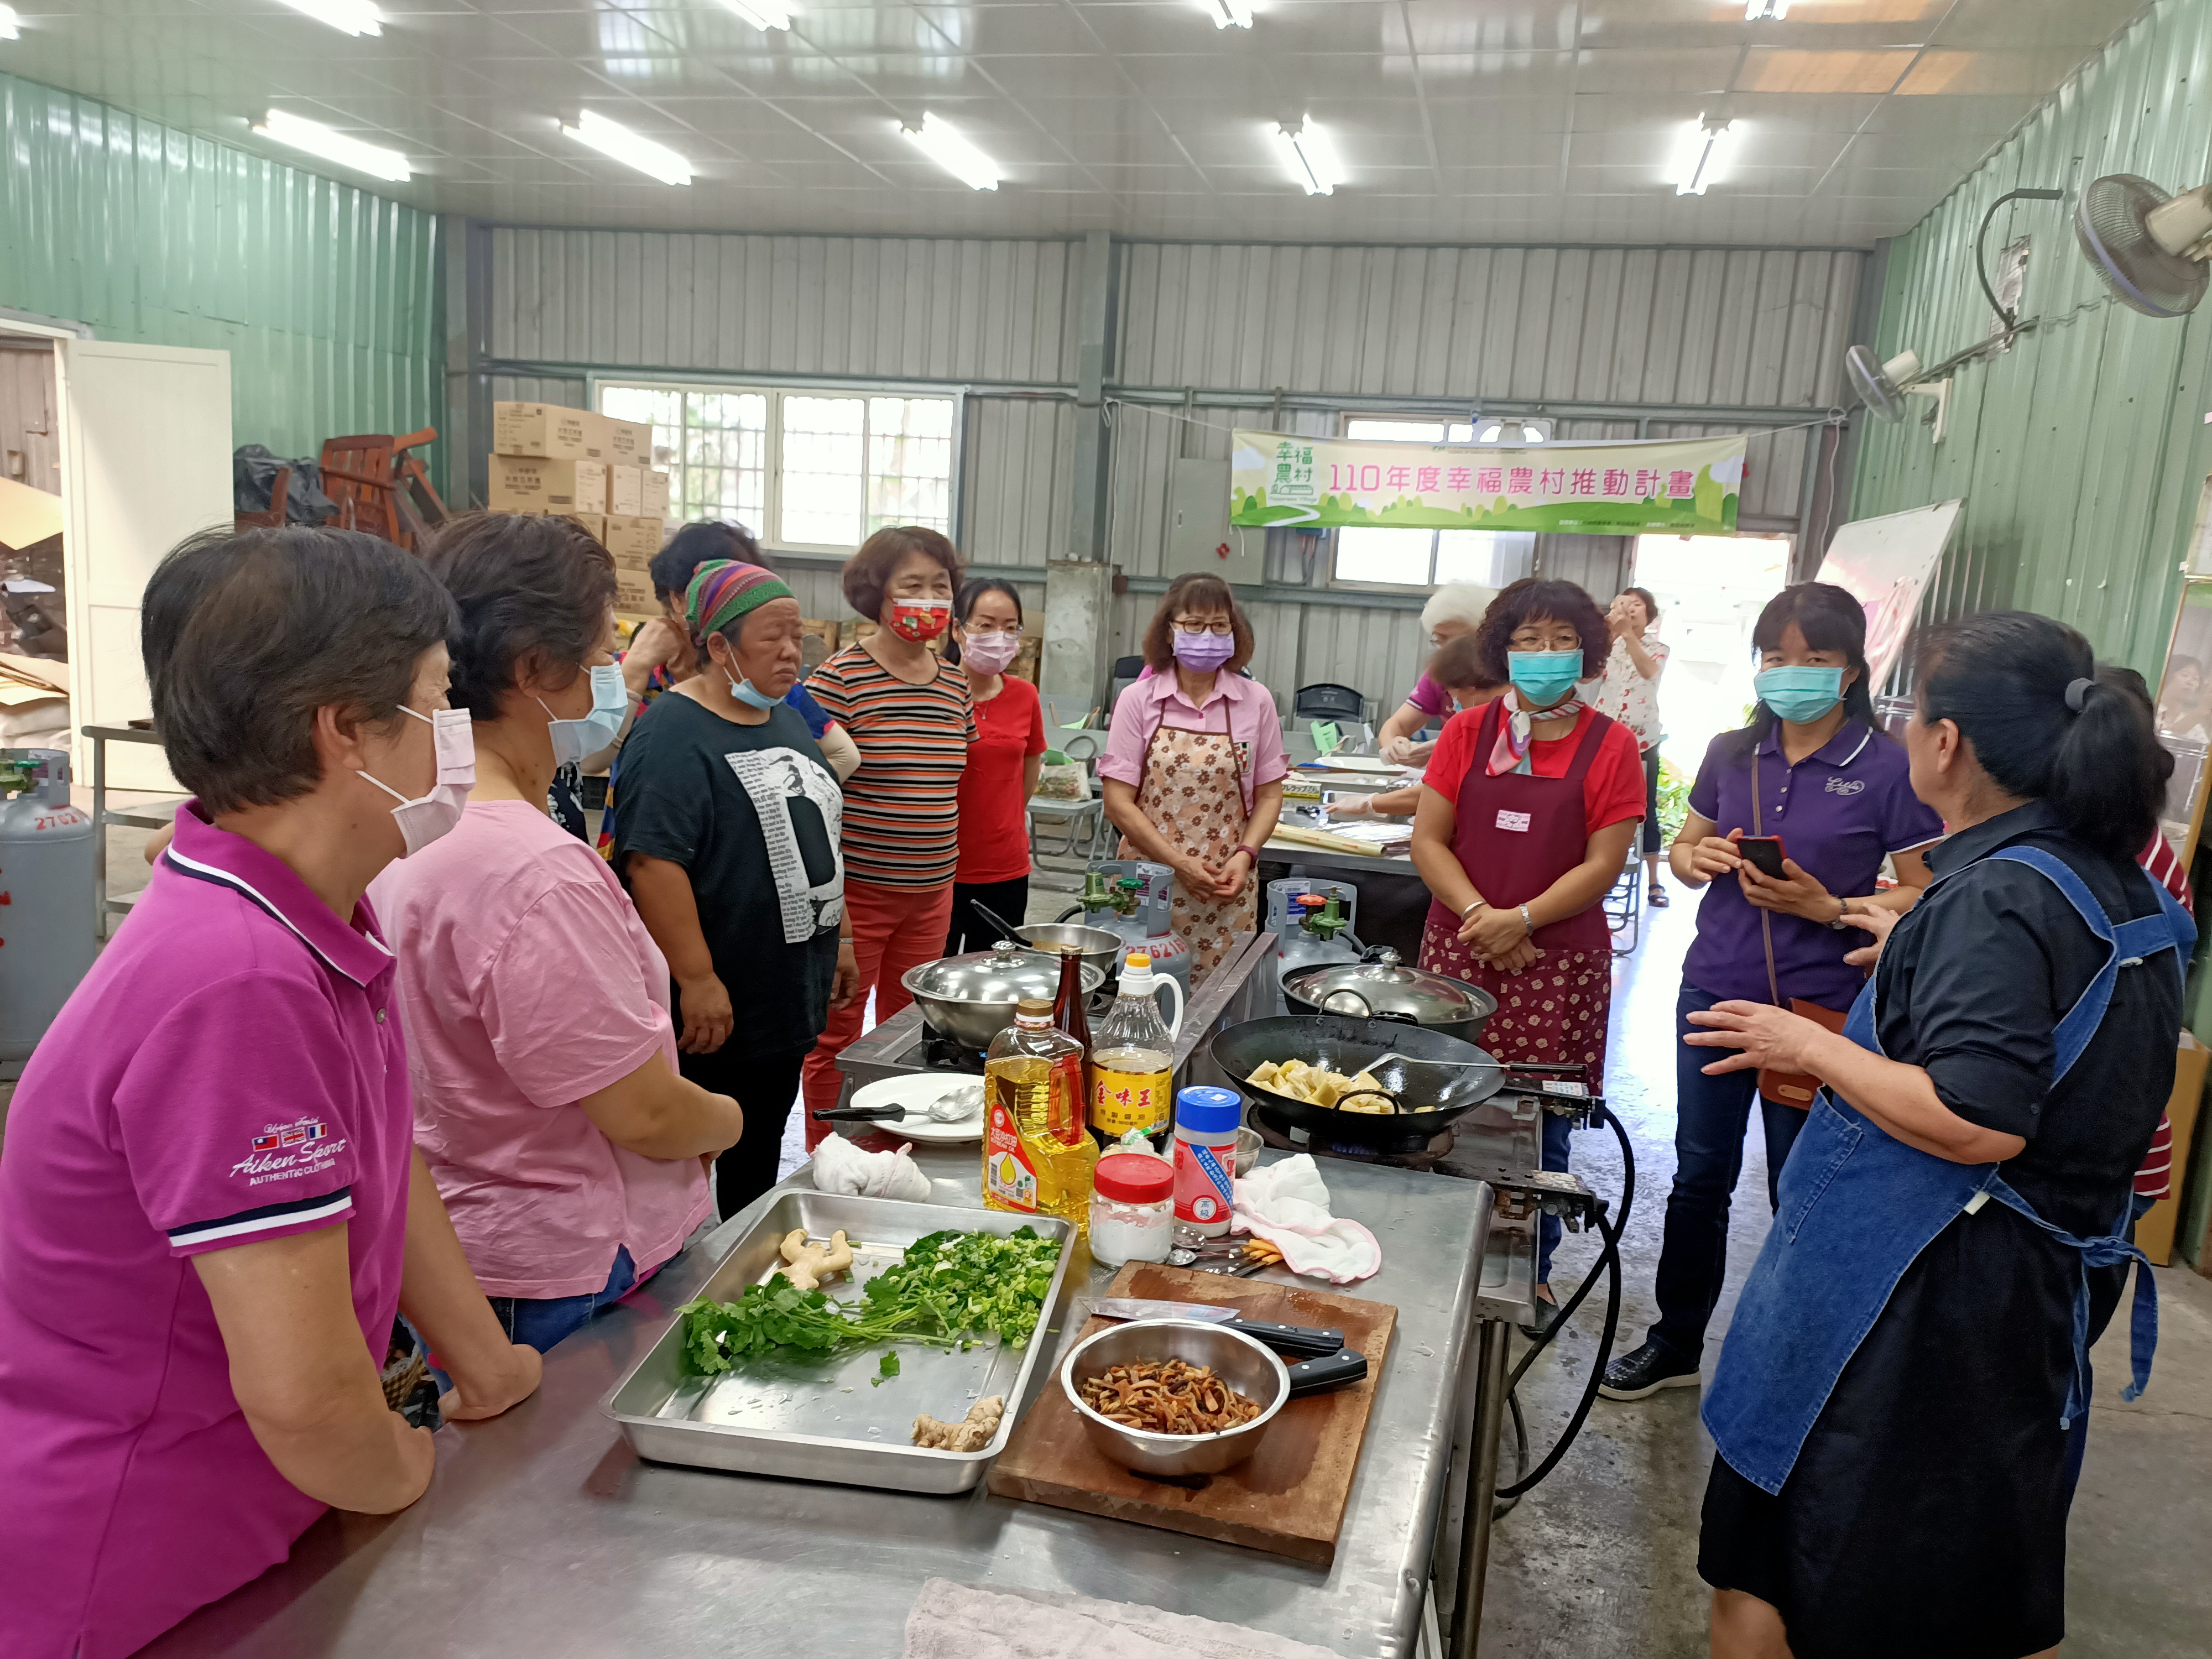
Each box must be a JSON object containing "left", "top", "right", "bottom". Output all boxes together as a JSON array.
[
  {"left": 1520, "top": 904, "right": 1536, "bottom": 937},
  {"left": 1227, "top": 845, "right": 1257, "bottom": 864},
  {"left": 1460, "top": 898, "right": 1488, "bottom": 919}
]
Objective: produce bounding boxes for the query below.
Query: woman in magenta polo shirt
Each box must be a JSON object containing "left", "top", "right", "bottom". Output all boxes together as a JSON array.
[
  {"left": 1099, "top": 573, "right": 1287, "bottom": 984},
  {"left": 1600, "top": 582, "right": 1943, "bottom": 1403},
  {"left": 371, "top": 514, "right": 745, "bottom": 1351},
  {"left": 946, "top": 577, "right": 1048, "bottom": 952},
  {"left": 0, "top": 525, "right": 540, "bottom": 1659}
]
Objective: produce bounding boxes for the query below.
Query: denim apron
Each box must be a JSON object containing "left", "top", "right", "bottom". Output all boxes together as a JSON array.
[{"left": 1703, "top": 845, "right": 2195, "bottom": 1495}]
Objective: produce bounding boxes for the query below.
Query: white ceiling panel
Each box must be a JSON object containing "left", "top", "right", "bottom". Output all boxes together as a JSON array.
[{"left": 0, "top": 0, "right": 2156, "bottom": 243}]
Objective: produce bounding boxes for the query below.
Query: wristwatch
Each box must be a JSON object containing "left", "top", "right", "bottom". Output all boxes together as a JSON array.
[{"left": 1825, "top": 896, "right": 1851, "bottom": 931}]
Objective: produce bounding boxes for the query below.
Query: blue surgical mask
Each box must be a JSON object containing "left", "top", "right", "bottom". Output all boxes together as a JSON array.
[
  {"left": 538, "top": 662, "right": 627, "bottom": 765},
  {"left": 1755, "top": 665, "right": 1846, "bottom": 725},
  {"left": 1507, "top": 650, "right": 1585, "bottom": 706},
  {"left": 727, "top": 669, "right": 781, "bottom": 712}
]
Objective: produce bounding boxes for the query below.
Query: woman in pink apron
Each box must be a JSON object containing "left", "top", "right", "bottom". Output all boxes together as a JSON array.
[
  {"left": 1099, "top": 575, "right": 1288, "bottom": 983},
  {"left": 1411, "top": 578, "right": 1647, "bottom": 1302}
]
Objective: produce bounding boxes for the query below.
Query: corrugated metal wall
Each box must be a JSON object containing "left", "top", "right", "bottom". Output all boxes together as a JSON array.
[
  {"left": 0, "top": 70, "right": 442, "bottom": 464},
  {"left": 481, "top": 229, "right": 1861, "bottom": 716},
  {"left": 1848, "top": 0, "right": 2212, "bottom": 680}
]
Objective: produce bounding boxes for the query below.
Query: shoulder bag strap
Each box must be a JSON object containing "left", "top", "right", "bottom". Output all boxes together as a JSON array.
[{"left": 1753, "top": 746, "right": 1786, "bottom": 1010}]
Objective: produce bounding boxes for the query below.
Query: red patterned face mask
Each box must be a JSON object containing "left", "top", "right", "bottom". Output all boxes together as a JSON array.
[{"left": 886, "top": 599, "right": 952, "bottom": 642}]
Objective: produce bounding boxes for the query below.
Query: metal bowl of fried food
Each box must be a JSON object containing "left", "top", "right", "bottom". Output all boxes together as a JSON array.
[{"left": 1060, "top": 1319, "right": 1290, "bottom": 1478}]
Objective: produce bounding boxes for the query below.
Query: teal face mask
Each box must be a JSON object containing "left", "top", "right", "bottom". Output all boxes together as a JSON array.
[
  {"left": 1755, "top": 665, "right": 1846, "bottom": 724},
  {"left": 1507, "top": 650, "right": 1586, "bottom": 706}
]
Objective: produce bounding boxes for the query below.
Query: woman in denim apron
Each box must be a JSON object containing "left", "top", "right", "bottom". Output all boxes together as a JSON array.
[{"left": 1682, "top": 612, "right": 2189, "bottom": 1659}]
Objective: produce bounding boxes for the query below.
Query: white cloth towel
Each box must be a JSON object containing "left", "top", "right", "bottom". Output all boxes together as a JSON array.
[
  {"left": 1230, "top": 1154, "right": 1382, "bottom": 1284},
  {"left": 808, "top": 1132, "right": 932, "bottom": 1202},
  {"left": 902, "top": 1578, "right": 1344, "bottom": 1659}
]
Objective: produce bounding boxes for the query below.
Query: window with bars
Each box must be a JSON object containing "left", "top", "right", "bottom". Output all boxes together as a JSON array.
[
  {"left": 1331, "top": 417, "right": 1524, "bottom": 590},
  {"left": 597, "top": 382, "right": 957, "bottom": 552}
]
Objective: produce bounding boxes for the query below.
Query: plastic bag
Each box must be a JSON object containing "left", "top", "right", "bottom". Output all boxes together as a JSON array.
[{"left": 1033, "top": 750, "right": 1092, "bottom": 802}]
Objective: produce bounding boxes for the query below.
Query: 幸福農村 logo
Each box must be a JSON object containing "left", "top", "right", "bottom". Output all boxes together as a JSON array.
[{"left": 232, "top": 1117, "right": 346, "bottom": 1185}]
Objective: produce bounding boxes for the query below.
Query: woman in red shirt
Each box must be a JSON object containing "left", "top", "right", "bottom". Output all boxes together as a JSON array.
[
  {"left": 1411, "top": 577, "right": 1646, "bottom": 1309},
  {"left": 946, "top": 579, "right": 1047, "bottom": 952}
]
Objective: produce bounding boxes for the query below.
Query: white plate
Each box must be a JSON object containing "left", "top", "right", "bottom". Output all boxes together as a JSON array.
[{"left": 839, "top": 1072, "right": 989, "bottom": 1144}]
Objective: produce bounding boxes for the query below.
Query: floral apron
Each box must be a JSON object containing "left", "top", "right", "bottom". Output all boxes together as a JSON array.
[{"left": 1118, "top": 720, "right": 1253, "bottom": 985}]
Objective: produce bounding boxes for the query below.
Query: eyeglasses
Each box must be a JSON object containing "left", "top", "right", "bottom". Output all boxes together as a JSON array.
[{"left": 1173, "top": 617, "right": 1236, "bottom": 635}]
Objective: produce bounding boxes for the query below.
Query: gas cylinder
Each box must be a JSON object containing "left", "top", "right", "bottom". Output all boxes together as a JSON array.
[
  {"left": 0, "top": 749, "right": 97, "bottom": 1061},
  {"left": 1073, "top": 860, "right": 1191, "bottom": 1001},
  {"left": 1264, "top": 878, "right": 1363, "bottom": 1015}
]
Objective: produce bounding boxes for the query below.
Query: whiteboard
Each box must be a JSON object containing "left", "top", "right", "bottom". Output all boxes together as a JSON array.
[{"left": 1812, "top": 499, "right": 1964, "bottom": 693}]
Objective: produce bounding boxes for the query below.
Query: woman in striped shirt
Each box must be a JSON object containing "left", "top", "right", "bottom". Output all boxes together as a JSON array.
[{"left": 800, "top": 526, "right": 977, "bottom": 1142}]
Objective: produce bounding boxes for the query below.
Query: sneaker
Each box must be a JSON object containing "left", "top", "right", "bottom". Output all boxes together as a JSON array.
[{"left": 1598, "top": 1340, "right": 1701, "bottom": 1401}]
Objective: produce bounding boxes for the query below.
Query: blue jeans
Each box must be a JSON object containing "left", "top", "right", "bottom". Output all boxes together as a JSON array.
[
  {"left": 1646, "top": 983, "right": 1810, "bottom": 1363},
  {"left": 490, "top": 1245, "right": 640, "bottom": 1353},
  {"left": 1537, "top": 1109, "right": 1572, "bottom": 1287}
]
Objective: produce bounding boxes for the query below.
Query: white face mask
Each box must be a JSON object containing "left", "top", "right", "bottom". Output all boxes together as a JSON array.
[
  {"left": 358, "top": 706, "right": 475, "bottom": 857},
  {"left": 536, "top": 663, "right": 628, "bottom": 767}
]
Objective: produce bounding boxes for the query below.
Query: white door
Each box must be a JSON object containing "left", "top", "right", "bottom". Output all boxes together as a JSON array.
[{"left": 56, "top": 340, "right": 233, "bottom": 792}]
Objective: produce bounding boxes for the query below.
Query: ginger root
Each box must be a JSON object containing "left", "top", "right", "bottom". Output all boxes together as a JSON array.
[
  {"left": 778, "top": 1228, "right": 854, "bottom": 1291},
  {"left": 912, "top": 1395, "right": 1005, "bottom": 1451}
]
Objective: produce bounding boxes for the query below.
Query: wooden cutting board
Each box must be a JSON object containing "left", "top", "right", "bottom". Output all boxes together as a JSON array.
[{"left": 986, "top": 1261, "right": 1397, "bottom": 1566}]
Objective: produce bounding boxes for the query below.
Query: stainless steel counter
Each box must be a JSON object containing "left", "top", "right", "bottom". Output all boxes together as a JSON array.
[{"left": 147, "top": 1142, "right": 1499, "bottom": 1659}]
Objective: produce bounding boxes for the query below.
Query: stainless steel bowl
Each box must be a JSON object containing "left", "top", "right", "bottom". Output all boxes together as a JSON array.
[
  {"left": 1060, "top": 1319, "right": 1290, "bottom": 1478},
  {"left": 1014, "top": 921, "right": 1126, "bottom": 979},
  {"left": 901, "top": 942, "right": 1107, "bottom": 1050}
]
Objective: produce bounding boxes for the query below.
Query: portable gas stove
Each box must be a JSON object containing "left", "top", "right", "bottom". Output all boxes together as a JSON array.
[
  {"left": 1247, "top": 1107, "right": 1458, "bottom": 1171},
  {"left": 917, "top": 1025, "right": 990, "bottom": 1074}
]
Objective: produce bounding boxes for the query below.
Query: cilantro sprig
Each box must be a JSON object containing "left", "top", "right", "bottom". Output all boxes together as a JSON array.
[{"left": 679, "top": 1225, "right": 1062, "bottom": 1379}]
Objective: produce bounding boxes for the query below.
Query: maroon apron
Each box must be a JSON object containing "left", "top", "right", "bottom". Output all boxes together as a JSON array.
[{"left": 1425, "top": 697, "right": 1615, "bottom": 953}]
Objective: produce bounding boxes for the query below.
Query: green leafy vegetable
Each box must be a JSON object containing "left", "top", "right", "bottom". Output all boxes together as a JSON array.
[
  {"left": 870, "top": 1351, "right": 902, "bottom": 1387},
  {"left": 679, "top": 1225, "right": 1062, "bottom": 1378}
]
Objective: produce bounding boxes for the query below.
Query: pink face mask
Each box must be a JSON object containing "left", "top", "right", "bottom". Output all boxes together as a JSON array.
[{"left": 961, "top": 630, "right": 1021, "bottom": 674}]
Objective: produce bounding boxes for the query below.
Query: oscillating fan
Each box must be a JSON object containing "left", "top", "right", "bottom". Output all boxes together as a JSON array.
[
  {"left": 1845, "top": 344, "right": 1949, "bottom": 441},
  {"left": 2075, "top": 174, "right": 2212, "bottom": 319}
]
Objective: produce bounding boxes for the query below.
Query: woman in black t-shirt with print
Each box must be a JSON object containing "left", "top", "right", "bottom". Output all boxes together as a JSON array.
[{"left": 615, "top": 560, "right": 859, "bottom": 1219}]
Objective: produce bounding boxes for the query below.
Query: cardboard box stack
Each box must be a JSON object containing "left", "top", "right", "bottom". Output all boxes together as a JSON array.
[{"left": 488, "top": 402, "right": 671, "bottom": 617}]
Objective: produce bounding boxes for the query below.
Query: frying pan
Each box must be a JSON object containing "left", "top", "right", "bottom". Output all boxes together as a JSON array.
[{"left": 1206, "top": 1014, "right": 1505, "bottom": 1151}]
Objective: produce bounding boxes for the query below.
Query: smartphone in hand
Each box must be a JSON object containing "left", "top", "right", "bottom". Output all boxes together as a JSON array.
[{"left": 1738, "top": 836, "right": 1788, "bottom": 880}]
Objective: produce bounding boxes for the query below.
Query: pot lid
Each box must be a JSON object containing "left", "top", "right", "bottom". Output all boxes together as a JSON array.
[
  {"left": 1282, "top": 948, "right": 1493, "bottom": 1024},
  {"left": 909, "top": 940, "right": 1100, "bottom": 1004}
]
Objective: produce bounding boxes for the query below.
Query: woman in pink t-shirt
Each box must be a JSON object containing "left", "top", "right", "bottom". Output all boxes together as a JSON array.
[
  {"left": 373, "top": 514, "right": 744, "bottom": 1354},
  {"left": 0, "top": 525, "right": 540, "bottom": 1659}
]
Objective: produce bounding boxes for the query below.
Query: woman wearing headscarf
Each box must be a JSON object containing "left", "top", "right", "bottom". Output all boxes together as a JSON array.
[
  {"left": 1410, "top": 577, "right": 1645, "bottom": 1309},
  {"left": 1377, "top": 581, "right": 1499, "bottom": 765},
  {"left": 0, "top": 526, "right": 538, "bottom": 1659},
  {"left": 799, "top": 526, "right": 973, "bottom": 1136},
  {"left": 622, "top": 560, "right": 857, "bottom": 1215},
  {"left": 1684, "top": 612, "right": 2189, "bottom": 1659},
  {"left": 1098, "top": 573, "right": 1288, "bottom": 984},
  {"left": 945, "top": 577, "right": 1047, "bottom": 953},
  {"left": 371, "top": 514, "right": 743, "bottom": 1352}
]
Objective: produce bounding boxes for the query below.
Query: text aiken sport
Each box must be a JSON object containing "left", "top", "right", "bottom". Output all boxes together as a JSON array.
[{"left": 231, "top": 1118, "right": 346, "bottom": 1187}]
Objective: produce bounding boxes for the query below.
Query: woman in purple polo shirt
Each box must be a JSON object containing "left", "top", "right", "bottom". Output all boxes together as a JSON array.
[
  {"left": 1378, "top": 581, "right": 1497, "bottom": 764},
  {"left": 1600, "top": 581, "right": 1944, "bottom": 1402},
  {"left": 0, "top": 525, "right": 540, "bottom": 1658}
]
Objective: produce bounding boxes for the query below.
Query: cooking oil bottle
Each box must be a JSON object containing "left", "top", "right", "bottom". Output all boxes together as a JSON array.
[
  {"left": 1088, "top": 951, "right": 1184, "bottom": 1147},
  {"left": 983, "top": 998, "right": 1099, "bottom": 1238}
]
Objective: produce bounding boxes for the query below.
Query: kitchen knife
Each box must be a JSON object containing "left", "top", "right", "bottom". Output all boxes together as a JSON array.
[
  {"left": 816, "top": 1104, "right": 911, "bottom": 1121},
  {"left": 1091, "top": 1298, "right": 1346, "bottom": 1358},
  {"left": 1285, "top": 1348, "right": 1370, "bottom": 1399}
]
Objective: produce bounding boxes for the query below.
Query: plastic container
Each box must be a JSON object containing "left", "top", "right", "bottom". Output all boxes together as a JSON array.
[
  {"left": 1087, "top": 950, "right": 1186, "bottom": 1147},
  {"left": 1172, "top": 1084, "right": 1243, "bottom": 1237},
  {"left": 1088, "top": 1152, "right": 1175, "bottom": 1266},
  {"left": 983, "top": 998, "right": 1099, "bottom": 1239}
]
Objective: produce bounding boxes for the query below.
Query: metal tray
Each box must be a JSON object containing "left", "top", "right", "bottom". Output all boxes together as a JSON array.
[{"left": 603, "top": 1192, "right": 1076, "bottom": 1495}]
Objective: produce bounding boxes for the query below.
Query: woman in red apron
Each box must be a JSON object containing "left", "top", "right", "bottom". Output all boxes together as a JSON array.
[
  {"left": 1099, "top": 575, "right": 1288, "bottom": 984},
  {"left": 1411, "top": 578, "right": 1647, "bottom": 1302}
]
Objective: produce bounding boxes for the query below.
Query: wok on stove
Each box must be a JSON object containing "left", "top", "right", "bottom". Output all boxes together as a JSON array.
[{"left": 1206, "top": 1014, "right": 1504, "bottom": 1150}]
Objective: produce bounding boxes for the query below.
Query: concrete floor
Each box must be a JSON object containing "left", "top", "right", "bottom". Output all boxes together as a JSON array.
[{"left": 1485, "top": 886, "right": 2212, "bottom": 1658}]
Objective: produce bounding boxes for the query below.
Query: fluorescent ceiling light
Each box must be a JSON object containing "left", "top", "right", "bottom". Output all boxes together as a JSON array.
[
  {"left": 901, "top": 112, "right": 1001, "bottom": 191},
  {"left": 254, "top": 110, "right": 410, "bottom": 182},
  {"left": 1670, "top": 116, "right": 1734, "bottom": 197},
  {"left": 715, "top": 0, "right": 790, "bottom": 28},
  {"left": 1270, "top": 119, "right": 1342, "bottom": 196},
  {"left": 1201, "top": 0, "right": 1254, "bottom": 27},
  {"left": 562, "top": 110, "right": 693, "bottom": 186},
  {"left": 1745, "top": 0, "right": 1788, "bottom": 18},
  {"left": 0, "top": 7, "right": 19, "bottom": 40},
  {"left": 274, "top": 0, "right": 383, "bottom": 37}
]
